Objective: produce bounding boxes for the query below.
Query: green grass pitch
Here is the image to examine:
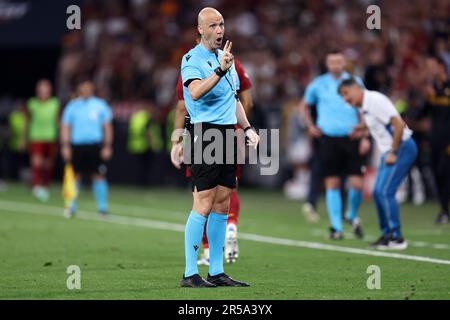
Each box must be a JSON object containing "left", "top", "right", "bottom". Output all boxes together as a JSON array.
[{"left": 0, "top": 183, "right": 449, "bottom": 299}]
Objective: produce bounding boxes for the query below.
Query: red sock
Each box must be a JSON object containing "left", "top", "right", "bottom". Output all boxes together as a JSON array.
[
  {"left": 202, "top": 221, "right": 209, "bottom": 249},
  {"left": 43, "top": 167, "right": 53, "bottom": 187},
  {"left": 227, "top": 191, "right": 240, "bottom": 225},
  {"left": 31, "top": 166, "right": 43, "bottom": 187}
]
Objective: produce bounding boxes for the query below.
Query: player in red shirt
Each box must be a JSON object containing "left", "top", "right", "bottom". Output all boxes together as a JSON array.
[{"left": 171, "top": 58, "right": 253, "bottom": 265}]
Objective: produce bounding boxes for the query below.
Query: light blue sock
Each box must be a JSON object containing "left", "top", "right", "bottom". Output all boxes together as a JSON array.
[
  {"left": 92, "top": 179, "right": 108, "bottom": 213},
  {"left": 347, "top": 188, "right": 362, "bottom": 222},
  {"left": 207, "top": 212, "right": 228, "bottom": 276},
  {"left": 326, "top": 189, "right": 343, "bottom": 232},
  {"left": 184, "top": 211, "right": 207, "bottom": 277}
]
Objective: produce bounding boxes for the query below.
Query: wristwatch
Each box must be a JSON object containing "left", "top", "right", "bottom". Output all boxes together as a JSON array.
[
  {"left": 214, "top": 67, "right": 226, "bottom": 78},
  {"left": 244, "top": 126, "right": 255, "bottom": 133}
]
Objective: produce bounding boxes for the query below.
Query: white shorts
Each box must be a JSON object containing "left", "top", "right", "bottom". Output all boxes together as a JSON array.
[{"left": 287, "top": 139, "right": 311, "bottom": 164}]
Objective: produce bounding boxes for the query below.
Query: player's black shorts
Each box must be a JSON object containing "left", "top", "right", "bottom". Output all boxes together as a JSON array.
[
  {"left": 71, "top": 144, "right": 107, "bottom": 176},
  {"left": 319, "top": 135, "right": 364, "bottom": 177},
  {"left": 188, "top": 122, "right": 237, "bottom": 192}
]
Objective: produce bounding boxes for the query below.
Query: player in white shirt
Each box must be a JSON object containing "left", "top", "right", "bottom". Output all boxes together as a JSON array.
[{"left": 338, "top": 78, "right": 417, "bottom": 250}]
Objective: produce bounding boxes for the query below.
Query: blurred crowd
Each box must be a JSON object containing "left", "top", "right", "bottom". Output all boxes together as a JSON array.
[
  {"left": 0, "top": 0, "right": 449, "bottom": 202},
  {"left": 56, "top": 0, "right": 449, "bottom": 103}
]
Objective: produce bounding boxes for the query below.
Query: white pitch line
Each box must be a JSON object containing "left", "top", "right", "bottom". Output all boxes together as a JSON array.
[
  {"left": 107, "top": 202, "right": 186, "bottom": 217},
  {"left": 1, "top": 199, "right": 450, "bottom": 266},
  {"left": 432, "top": 244, "right": 450, "bottom": 250},
  {"left": 104, "top": 203, "right": 450, "bottom": 251},
  {"left": 312, "top": 229, "right": 450, "bottom": 251},
  {"left": 410, "top": 241, "right": 428, "bottom": 248}
]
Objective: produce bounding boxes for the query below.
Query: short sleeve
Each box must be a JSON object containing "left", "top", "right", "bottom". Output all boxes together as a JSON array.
[
  {"left": 27, "top": 98, "right": 33, "bottom": 111},
  {"left": 372, "top": 93, "right": 398, "bottom": 125},
  {"left": 52, "top": 97, "right": 61, "bottom": 110},
  {"left": 181, "top": 54, "right": 202, "bottom": 87},
  {"left": 61, "top": 102, "right": 73, "bottom": 125},
  {"left": 101, "top": 101, "right": 113, "bottom": 123},
  {"left": 304, "top": 81, "right": 318, "bottom": 106}
]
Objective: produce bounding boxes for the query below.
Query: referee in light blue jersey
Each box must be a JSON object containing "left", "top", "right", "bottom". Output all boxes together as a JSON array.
[
  {"left": 60, "top": 80, "right": 113, "bottom": 218},
  {"left": 300, "top": 49, "right": 370, "bottom": 240},
  {"left": 179, "top": 7, "right": 259, "bottom": 288}
]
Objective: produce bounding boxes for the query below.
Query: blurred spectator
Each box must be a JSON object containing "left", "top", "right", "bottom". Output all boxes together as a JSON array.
[
  {"left": 7, "top": 100, "right": 29, "bottom": 182},
  {"left": 391, "top": 93, "right": 426, "bottom": 206},
  {"left": 127, "top": 103, "right": 163, "bottom": 185},
  {"left": 282, "top": 99, "right": 312, "bottom": 201},
  {"left": 0, "top": 101, "right": 9, "bottom": 191},
  {"left": 26, "top": 79, "right": 60, "bottom": 202},
  {"left": 422, "top": 56, "right": 450, "bottom": 224},
  {"left": 58, "top": 0, "right": 449, "bottom": 107}
]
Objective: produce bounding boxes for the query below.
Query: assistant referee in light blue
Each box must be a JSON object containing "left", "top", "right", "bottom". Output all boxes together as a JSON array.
[
  {"left": 60, "top": 80, "right": 113, "bottom": 218},
  {"left": 300, "top": 49, "right": 369, "bottom": 240}
]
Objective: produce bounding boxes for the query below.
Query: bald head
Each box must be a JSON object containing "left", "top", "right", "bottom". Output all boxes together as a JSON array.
[
  {"left": 197, "top": 7, "right": 224, "bottom": 51},
  {"left": 198, "top": 7, "right": 222, "bottom": 25}
]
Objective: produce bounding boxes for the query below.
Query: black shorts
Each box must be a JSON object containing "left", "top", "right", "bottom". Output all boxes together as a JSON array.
[
  {"left": 319, "top": 135, "right": 364, "bottom": 177},
  {"left": 188, "top": 122, "right": 237, "bottom": 192},
  {"left": 72, "top": 144, "right": 107, "bottom": 176}
]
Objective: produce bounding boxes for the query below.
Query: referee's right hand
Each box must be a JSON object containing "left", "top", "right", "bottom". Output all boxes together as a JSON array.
[
  {"left": 245, "top": 127, "right": 260, "bottom": 149},
  {"left": 170, "top": 142, "right": 184, "bottom": 169},
  {"left": 307, "top": 124, "right": 322, "bottom": 138}
]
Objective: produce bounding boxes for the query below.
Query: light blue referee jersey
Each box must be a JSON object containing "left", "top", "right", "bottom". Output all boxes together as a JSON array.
[
  {"left": 181, "top": 43, "right": 240, "bottom": 125},
  {"left": 304, "top": 72, "right": 363, "bottom": 137},
  {"left": 62, "top": 96, "right": 112, "bottom": 145}
]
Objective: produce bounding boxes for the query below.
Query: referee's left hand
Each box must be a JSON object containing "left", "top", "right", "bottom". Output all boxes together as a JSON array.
[
  {"left": 246, "top": 128, "right": 260, "bottom": 149},
  {"left": 101, "top": 145, "right": 113, "bottom": 161},
  {"left": 220, "top": 40, "right": 234, "bottom": 72}
]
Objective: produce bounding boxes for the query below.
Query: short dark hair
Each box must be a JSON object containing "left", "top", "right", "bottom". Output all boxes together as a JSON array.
[
  {"left": 327, "top": 48, "right": 343, "bottom": 56},
  {"left": 337, "top": 77, "right": 358, "bottom": 95},
  {"left": 428, "top": 55, "right": 446, "bottom": 68},
  {"left": 75, "top": 75, "right": 93, "bottom": 86}
]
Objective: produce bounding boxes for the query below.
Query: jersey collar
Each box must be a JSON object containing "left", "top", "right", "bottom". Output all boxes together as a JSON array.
[
  {"left": 327, "top": 71, "right": 350, "bottom": 81},
  {"left": 196, "top": 43, "right": 217, "bottom": 58}
]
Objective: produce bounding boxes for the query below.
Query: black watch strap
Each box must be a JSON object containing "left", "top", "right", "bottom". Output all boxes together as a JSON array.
[{"left": 214, "top": 67, "right": 226, "bottom": 78}]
